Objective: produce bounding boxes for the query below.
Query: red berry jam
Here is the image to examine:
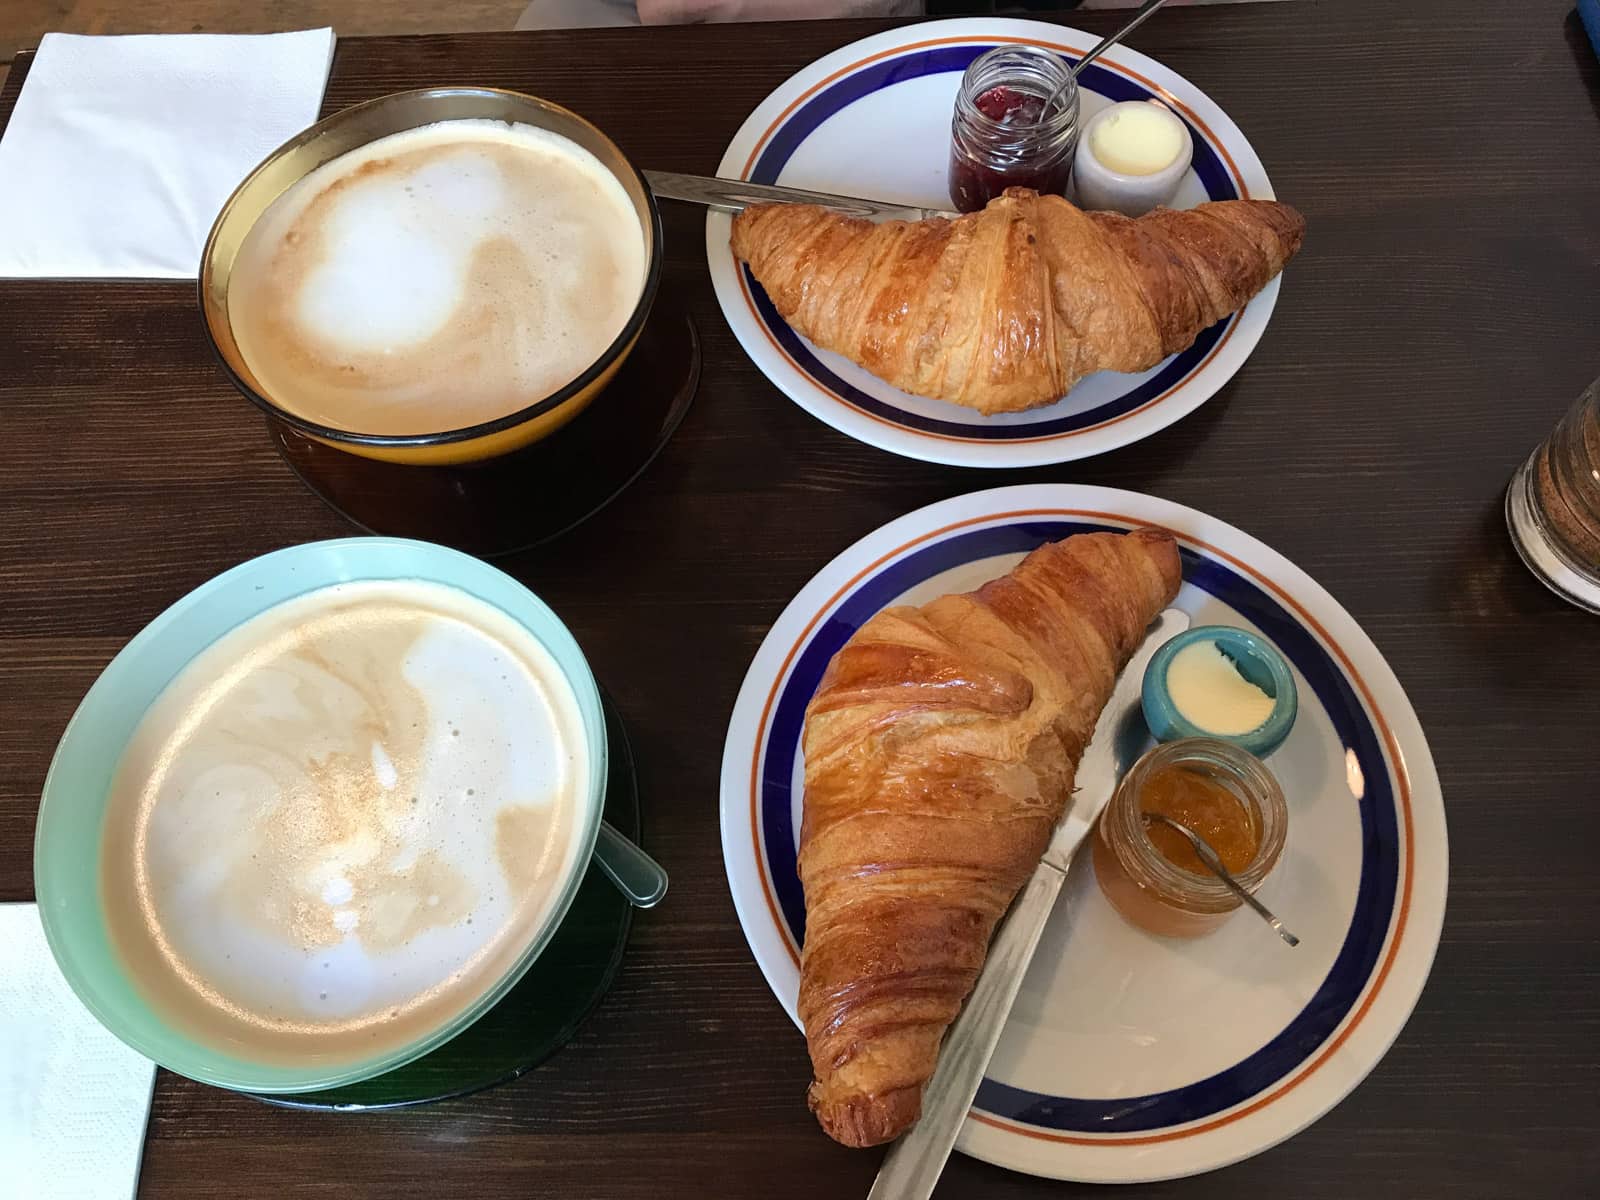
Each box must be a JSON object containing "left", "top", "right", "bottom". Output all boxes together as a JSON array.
[
  {"left": 948, "top": 50, "right": 1080, "bottom": 213},
  {"left": 948, "top": 146, "right": 1074, "bottom": 214},
  {"left": 975, "top": 85, "right": 1046, "bottom": 125}
]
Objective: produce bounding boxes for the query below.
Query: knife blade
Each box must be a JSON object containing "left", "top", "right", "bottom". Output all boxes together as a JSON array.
[
  {"left": 867, "top": 606, "right": 1191, "bottom": 1200},
  {"left": 641, "top": 169, "right": 956, "bottom": 223},
  {"left": 1042, "top": 605, "right": 1191, "bottom": 872}
]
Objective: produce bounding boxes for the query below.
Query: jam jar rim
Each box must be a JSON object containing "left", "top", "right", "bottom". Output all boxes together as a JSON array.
[
  {"left": 1102, "top": 737, "right": 1288, "bottom": 914},
  {"left": 953, "top": 45, "right": 1081, "bottom": 148}
]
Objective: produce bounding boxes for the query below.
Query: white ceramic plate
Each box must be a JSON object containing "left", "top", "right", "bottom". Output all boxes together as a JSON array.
[
  {"left": 706, "top": 18, "right": 1286, "bottom": 468},
  {"left": 718, "top": 485, "right": 1447, "bottom": 1183}
]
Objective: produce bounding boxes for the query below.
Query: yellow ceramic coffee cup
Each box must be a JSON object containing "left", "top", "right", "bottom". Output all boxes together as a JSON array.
[{"left": 199, "top": 88, "right": 662, "bottom": 466}]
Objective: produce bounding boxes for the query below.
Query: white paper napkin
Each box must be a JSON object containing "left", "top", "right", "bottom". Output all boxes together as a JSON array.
[
  {"left": 0, "top": 903, "right": 156, "bottom": 1200},
  {"left": 0, "top": 29, "right": 336, "bottom": 278}
]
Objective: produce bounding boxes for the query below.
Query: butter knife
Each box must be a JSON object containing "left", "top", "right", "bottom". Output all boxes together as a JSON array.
[
  {"left": 867, "top": 607, "right": 1191, "bottom": 1200},
  {"left": 642, "top": 169, "right": 955, "bottom": 222}
]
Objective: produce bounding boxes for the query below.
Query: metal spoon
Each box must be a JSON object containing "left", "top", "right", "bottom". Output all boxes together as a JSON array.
[
  {"left": 1045, "top": 0, "right": 1170, "bottom": 114},
  {"left": 1142, "top": 811, "right": 1299, "bottom": 947},
  {"left": 594, "top": 820, "right": 669, "bottom": 909}
]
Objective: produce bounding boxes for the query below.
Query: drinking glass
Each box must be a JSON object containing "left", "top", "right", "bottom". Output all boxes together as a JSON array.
[{"left": 1506, "top": 376, "right": 1600, "bottom": 613}]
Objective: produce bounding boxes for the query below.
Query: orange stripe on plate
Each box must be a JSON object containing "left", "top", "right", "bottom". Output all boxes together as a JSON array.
[
  {"left": 735, "top": 266, "right": 1240, "bottom": 447},
  {"left": 748, "top": 508, "right": 1415, "bottom": 1146},
  {"left": 739, "top": 35, "right": 1250, "bottom": 200},
  {"left": 731, "top": 34, "right": 1252, "bottom": 446}
]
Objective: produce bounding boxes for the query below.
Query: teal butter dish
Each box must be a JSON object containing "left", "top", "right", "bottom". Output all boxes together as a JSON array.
[{"left": 1142, "top": 625, "right": 1298, "bottom": 758}]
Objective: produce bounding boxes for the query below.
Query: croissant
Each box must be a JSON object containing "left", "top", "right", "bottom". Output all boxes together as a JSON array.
[
  {"left": 797, "top": 528, "right": 1182, "bottom": 1148},
  {"left": 731, "top": 188, "right": 1305, "bottom": 414}
]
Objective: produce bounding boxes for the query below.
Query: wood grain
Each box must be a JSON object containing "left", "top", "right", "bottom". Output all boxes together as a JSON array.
[
  {"left": 0, "top": 0, "right": 529, "bottom": 63},
  {"left": 3, "top": 3, "right": 1599, "bottom": 1197}
]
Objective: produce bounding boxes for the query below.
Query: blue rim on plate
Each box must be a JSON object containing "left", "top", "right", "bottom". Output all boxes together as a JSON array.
[
  {"left": 755, "top": 520, "right": 1397, "bottom": 1133},
  {"left": 720, "top": 485, "right": 1446, "bottom": 1181},
  {"left": 740, "top": 44, "right": 1240, "bottom": 442}
]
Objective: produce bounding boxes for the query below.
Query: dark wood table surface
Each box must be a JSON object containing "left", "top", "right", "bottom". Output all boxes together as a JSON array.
[{"left": 3, "top": 2, "right": 1598, "bottom": 1196}]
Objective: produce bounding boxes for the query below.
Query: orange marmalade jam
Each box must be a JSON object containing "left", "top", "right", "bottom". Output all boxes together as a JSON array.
[
  {"left": 1093, "top": 739, "right": 1286, "bottom": 939},
  {"left": 1138, "top": 764, "right": 1259, "bottom": 875}
]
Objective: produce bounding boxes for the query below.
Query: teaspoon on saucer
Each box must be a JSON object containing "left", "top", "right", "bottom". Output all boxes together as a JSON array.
[{"left": 594, "top": 820, "right": 669, "bottom": 909}]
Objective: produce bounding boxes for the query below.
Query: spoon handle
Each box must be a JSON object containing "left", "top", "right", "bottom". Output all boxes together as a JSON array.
[
  {"left": 594, "top": 820, "right": 669, "bottom": 909},
  {"left": 1071, "top": 0, "right": 1169, "bottom": 79},
  {"left": 1186, "top": 837, "right": 1299, "bottom": 947},
  {"left": 1145, "top": 811, "right": 1300, "bottom": 947},
  {"left": 1231, "top": 881, "right": 1301, "bottom": 948}
]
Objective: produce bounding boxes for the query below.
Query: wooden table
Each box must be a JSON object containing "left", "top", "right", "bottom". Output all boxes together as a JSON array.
[{"left": 3, "top": 2, "right": 1598, "bottom": 1195}]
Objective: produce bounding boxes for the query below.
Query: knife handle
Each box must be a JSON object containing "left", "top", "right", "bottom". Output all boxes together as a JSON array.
[{"left": 867, "top": 862, "right": 1068, "bottom": 1200}]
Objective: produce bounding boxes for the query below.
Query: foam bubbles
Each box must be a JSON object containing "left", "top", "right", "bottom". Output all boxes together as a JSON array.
[
  {"left": 408, "top": 150, "right": 508, "bottom": 219},
  {"left": 370, "top": 741, "right": 398, "bottom": 790},
  {"left": 100, "top": 580, "right": 589, "bottom": 1067},
  {"left": 296, "top": 199, "right": 461, "bottom": 351}
]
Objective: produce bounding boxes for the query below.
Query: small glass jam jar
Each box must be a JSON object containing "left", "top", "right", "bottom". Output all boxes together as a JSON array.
[
  {"left": 1092, "top": 739, "right": 1287, "bottom": 938},
  {"left": 948, "top": 46, "right": 1080, "bottom": 213}
]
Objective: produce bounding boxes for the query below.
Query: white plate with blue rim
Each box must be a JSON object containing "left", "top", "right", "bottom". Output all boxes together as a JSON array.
[
  {"left": 718, "top": 485, "right": 1447, "bottom": 1183},
  {"left": 705, "top": 18, "right": 1289, "bottom": 469}
]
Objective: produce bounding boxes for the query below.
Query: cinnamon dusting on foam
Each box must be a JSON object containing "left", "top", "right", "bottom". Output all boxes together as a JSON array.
[{"left": 100, "top": 580, "right": 586, "bottom": 1067}]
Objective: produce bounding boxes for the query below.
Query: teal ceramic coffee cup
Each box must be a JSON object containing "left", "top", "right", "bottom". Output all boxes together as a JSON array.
[{"left": 33, "top": 538, "right": 607, "bottom": 1093}]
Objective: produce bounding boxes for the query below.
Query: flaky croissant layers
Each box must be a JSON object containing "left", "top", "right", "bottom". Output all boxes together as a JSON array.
[
  {"left": 797, "top": 529, "right": 1183, "bottom": 1147},
  {"left": 731, "top": 188, "right": 1305, "bottom": 414}
]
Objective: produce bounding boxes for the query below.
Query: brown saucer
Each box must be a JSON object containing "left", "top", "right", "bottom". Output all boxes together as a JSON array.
[{"left": 268, "top": 306, "right": 700, "bottom": 558}]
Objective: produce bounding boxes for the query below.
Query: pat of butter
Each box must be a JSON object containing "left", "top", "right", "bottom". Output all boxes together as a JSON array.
[
  {"left": 1165, "top": 640, "right": 1276, "bottom": 736},
  {"left": 1089, "top": 102, "right": 1185, "bottom": 176}
]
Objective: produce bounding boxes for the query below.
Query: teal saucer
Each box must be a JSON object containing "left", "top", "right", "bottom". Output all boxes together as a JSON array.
[{"left": 249, "top": 691, "right": 638, "bottom": 1111}]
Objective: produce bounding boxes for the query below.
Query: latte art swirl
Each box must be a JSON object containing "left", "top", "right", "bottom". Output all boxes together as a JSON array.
[
  {"left": 100, "top": 581, "right": 589, "bottom": 1067},
  {"left": 226, "top": 119, "right": 646, "bottom": 436}
]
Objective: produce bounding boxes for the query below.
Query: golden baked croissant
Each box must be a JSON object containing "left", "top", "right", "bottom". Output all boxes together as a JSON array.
[
  {"left": 797, "top": 528, "right": 1182, "bottom": 1148},
  {"left": 731, "top": 188, "right": 1305, "bottom": 414}
]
